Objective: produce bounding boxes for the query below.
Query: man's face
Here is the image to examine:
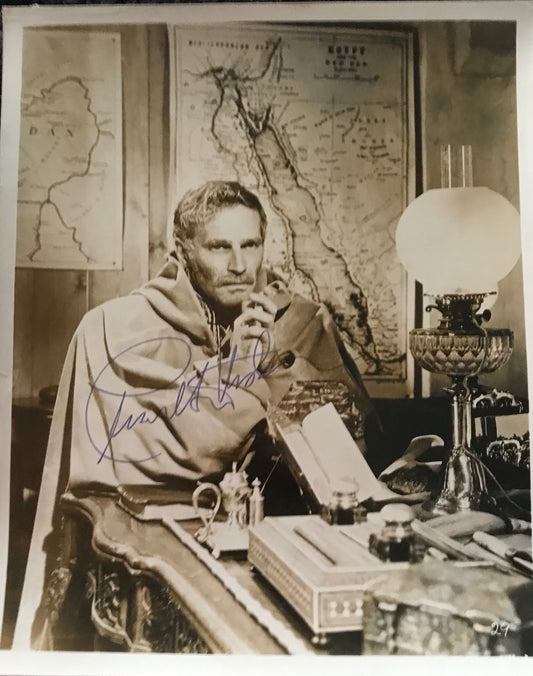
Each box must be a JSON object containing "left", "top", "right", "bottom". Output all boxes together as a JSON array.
[{"left": 182, "top": 204, "right": 264, "bottom": 311}]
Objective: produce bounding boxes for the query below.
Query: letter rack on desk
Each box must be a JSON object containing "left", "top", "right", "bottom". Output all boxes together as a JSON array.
[{"left": 248, "top": 515, "right": 410, "bottom": 644}]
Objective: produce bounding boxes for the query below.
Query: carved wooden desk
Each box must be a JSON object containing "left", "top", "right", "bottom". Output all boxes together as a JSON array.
[
  {"left": 50, "top": 493, "right": 531, "bottom": 655},
  {"left": 53, "top": 493, "right": 359, "bottom": 654}
]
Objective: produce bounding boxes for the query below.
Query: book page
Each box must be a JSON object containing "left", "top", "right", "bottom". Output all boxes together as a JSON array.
[
  {"left": 302, "top": 403, "right": 397, "bottom": 502},
  {"left": 277, "top": 424, "right": 332, "bottom": 505}
]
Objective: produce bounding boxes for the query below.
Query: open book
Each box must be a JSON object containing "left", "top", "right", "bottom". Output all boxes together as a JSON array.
[{"left": 276, "top": 403, "right": 413, "bottom": 507}]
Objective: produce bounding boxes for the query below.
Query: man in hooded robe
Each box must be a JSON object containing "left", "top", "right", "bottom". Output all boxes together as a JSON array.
[{"left": 15, "top": 180, "right": 380, "bottom": 649}]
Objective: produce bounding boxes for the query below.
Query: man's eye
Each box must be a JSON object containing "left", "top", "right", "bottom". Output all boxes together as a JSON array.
[
  {"left": 243, "top": 241, "right": 261, "bottom": 249},
  {"left": 209, "top": 243, "right": 229, "bottom": 251}
]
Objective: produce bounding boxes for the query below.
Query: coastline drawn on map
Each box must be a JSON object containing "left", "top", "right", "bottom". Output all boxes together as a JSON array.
[
  {"left": 172, "top": 26, "right": 415, "bottom": 391},
  {"left": 16, "top": 30, "right": 123, "bottom": 270}
]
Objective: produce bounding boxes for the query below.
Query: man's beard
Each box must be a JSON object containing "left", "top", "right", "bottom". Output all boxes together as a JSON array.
[
  {"left": 188, "top": 270, "right": 255, "bottom": 324},
  {"left": 209, "top": 283, "right": 254, "bottom": 325}
]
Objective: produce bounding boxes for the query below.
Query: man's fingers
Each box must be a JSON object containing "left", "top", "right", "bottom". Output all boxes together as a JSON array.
[
  {"left": 244, "top": 292, "right": 278, "bottom": 317},
  {"left": 238, "top": 306, "right": 275, "bottom": 328},
  {"left": 232, "top": 295, "right": 277, "bottom": 363},
  {"left": 239, "top": 324, "right": 271, "bottom": 341}
]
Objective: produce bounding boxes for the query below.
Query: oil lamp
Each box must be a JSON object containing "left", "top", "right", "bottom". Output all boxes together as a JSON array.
[{"left": 395, "top": 149, "right": 521, "bottom": 514}]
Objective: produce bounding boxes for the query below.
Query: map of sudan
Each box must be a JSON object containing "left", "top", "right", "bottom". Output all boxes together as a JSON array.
[
  {"left": 19, "top": 77, "right": 99, "bottom": 263},
  {"left": 16, "top": 29, "right": 122, "bottom": 270}
]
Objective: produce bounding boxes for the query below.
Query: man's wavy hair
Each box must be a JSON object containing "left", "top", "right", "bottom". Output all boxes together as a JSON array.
[{"left": 173, "top": 181, "right": 267, "bottom": 246}]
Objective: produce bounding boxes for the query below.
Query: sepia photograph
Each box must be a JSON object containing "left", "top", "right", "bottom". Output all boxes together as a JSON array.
[{"left": 0, "top": 1, "right": 532, "bottom": 672}]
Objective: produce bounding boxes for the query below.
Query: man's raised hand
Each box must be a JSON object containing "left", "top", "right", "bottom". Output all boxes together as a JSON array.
[{"left": 230, "top": 292, "right": 278, "bottom": 370}]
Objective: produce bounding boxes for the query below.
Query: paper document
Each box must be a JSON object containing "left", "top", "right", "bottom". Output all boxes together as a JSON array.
[{"left": 278, "top": 403, "right": 398, "bottom": 505}]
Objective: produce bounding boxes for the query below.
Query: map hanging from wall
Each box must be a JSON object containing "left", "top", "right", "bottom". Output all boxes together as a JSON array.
[
  {"left": 16, "top": 30, "right": 123, "bottom": 270},
  {"left": 171, "top": 25, "right": 415, "bottom": 395}
]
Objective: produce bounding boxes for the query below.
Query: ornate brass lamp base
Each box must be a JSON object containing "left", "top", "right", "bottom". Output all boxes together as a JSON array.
[
  {"left": 410, "top": 293, "right": 513, "bottom": 516},
  {"left": 431, "top": 446, "right": 493, "bottom": 515}
]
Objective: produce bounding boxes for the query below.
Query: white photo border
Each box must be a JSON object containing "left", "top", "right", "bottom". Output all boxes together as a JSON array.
[{"left": 1, "top": 2, "right": 533, "bottom": 674}]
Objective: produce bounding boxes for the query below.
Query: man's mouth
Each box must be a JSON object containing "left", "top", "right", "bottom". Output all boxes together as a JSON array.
[{"left": 221, "top": 281, "right": 253, "bottom": 287}]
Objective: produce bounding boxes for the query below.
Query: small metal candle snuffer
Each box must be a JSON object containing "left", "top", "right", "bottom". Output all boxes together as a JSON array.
[
  {"left": 192, "top": 463, "right": 263, "bottom": 558},
  {"left": 369, "top": 504, "right": 416, "bottom": 563}
]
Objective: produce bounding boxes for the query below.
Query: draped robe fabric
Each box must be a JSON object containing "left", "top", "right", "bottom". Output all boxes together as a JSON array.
[{"left": 14, "top": 255, "right": 374, "bottom": 648}]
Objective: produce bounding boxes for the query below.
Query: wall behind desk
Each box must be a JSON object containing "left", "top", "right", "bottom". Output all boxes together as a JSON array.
[
  {"left": 12, "top": 21, "right": 527, "bottom": 401},
  {"left": 418, "top": 22, "right": 527, "bottom": 399},
  {"left": 13, "top": 25, "right": 169, "bottom": 400}
]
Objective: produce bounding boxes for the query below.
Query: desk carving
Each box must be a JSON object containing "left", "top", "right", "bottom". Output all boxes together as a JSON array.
[
  {"left": 90, "top": 554, "right": 210, "bottom": 652},
  {"left": 92, "top": 567, "right": 123, "bottom": 639},
  {"left": 45, "top": 567, "right": 72, "bottom": 630},
  {"left": 362, "top": 560, "right": 527, "bottom": 655},
  {"left": 45, "top": 496, "right": 215, "bottom": 653},
  {"left": 50, "top": 493, "right": 292, "bottom": 654},
  {"left": 132, "top": 579, "right": 209, "bottom": 653}
]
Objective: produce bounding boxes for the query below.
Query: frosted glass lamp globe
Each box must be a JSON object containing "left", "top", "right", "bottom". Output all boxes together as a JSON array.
[{"left": 395, "top": 187, "right": 521, "bottom": 295}]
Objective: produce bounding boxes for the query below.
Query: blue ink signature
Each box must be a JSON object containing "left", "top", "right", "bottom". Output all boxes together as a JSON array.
[{"left": 85, "top": 330, "right": 281, "bottom": 464}]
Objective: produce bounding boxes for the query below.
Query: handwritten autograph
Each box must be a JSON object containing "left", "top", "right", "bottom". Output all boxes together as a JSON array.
[{"left": 85, "top": 331, "right": 281, "bottom": 464}]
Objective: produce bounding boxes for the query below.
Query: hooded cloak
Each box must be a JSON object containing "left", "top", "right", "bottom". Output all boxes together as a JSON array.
[{"left": 14, "top": 255, "right": 375, "bottom": 648}]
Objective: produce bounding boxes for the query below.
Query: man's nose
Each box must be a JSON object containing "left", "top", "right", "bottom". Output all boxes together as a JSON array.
[{"left": 228, "top": 246, "right": 246, "bottom": 275}]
